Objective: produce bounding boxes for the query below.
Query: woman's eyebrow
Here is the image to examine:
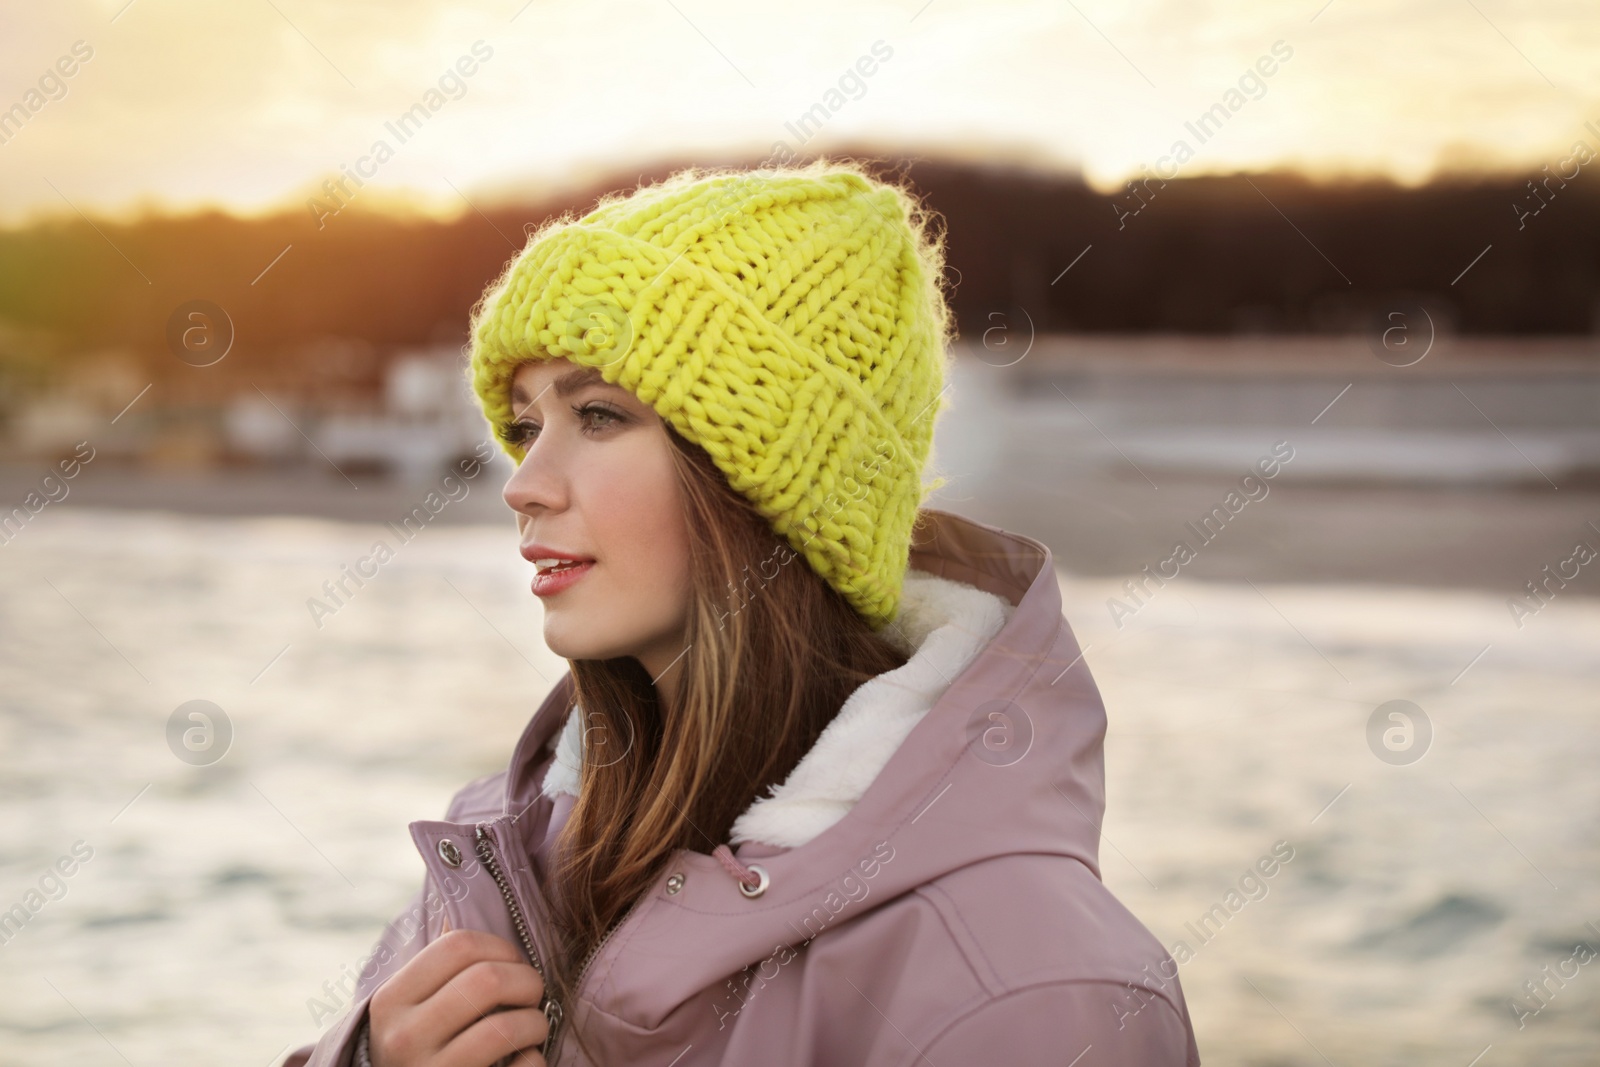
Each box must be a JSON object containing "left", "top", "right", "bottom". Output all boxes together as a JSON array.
[{"left": 510, "top": 365, "right": 611, "bottom": 408}]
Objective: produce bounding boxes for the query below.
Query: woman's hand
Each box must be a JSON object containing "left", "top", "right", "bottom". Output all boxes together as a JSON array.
[{"left": 368, "top": 928, "right": 549, "bottom": 1067}]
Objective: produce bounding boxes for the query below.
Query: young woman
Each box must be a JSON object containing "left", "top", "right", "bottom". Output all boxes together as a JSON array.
[{"left": 287, "top": 161, "right": 1200, "bottom": 1067}]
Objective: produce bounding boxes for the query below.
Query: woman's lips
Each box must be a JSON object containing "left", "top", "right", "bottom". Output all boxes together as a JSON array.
[{"left": 530, "top": 559, "right": 594, "bottom": 597}]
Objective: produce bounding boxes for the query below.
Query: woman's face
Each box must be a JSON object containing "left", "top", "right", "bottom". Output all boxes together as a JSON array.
[{"left": 501, "top": 359, "right": 693, "bottom": 688}]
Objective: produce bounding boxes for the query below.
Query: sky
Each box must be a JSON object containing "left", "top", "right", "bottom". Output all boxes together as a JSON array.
[{"left": 1, "top": 0, "right": 1597, "bottom": 226}]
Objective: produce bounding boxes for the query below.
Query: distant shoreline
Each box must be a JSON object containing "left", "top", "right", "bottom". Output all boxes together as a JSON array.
[{"left": 4, "top": 460, "right": 1597, "bottom": 603}]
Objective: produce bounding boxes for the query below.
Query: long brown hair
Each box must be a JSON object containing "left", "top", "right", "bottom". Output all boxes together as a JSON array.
[{"left": 536, "top": 422, "right": 910, "bottom": 1060}]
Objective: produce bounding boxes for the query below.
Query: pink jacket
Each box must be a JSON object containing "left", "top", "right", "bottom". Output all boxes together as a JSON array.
[{"left": 287, "top": 507, "right": 1201, "bottom": 1066}]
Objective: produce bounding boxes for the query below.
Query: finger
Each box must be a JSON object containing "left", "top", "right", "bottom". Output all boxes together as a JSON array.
[
  {"left": 417, "top": 960, "right": 546, "bottom": 1042},
  {"left": 437, "top": 1006, "right": 549, "bottom": 1067},
  {"left": 378, "top": 930, "right": 527, "bottom": 1009}
]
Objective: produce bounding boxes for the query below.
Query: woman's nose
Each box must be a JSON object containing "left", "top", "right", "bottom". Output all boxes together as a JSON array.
[{"left": 502, "top": 438, "right": 569, "bottom": 516}]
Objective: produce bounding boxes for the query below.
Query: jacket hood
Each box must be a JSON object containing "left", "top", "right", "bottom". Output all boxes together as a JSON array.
[
  {"left": 539, "top": 564, "right": 1016, "bottom": 849},
  {"left": 494, "top": 506, "right": 1110, "bottom": 1035}
]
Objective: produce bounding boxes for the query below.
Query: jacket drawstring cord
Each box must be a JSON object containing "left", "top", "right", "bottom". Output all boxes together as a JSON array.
[{"left": 712, "top": 843, "right": 762, "bottom": 892}]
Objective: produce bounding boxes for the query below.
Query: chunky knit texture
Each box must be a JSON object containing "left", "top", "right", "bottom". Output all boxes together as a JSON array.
[{"left": 466, "top": 161, "right": 954, "bottom": 628}]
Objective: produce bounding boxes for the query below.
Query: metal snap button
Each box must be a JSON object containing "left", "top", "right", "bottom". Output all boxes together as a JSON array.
[
  {"left": 666, "top": 872, "right": 685, "bottom": 895},
  {"left": 438, "top": 838, "right": 463, "bottom": 868},
  {"left": 738, "top": 863, "right": 769, "bottom": 899}
]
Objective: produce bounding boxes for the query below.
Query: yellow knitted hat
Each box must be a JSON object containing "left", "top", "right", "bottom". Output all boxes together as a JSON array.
[{"left": 466, "top": 160, "right": 953, "bottom": 629}]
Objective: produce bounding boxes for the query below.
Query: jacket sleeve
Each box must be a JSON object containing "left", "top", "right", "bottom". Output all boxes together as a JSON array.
[
  {"left": 915, "top": 980, "right": 1201, "bottom": 1067},
  {"left": 279, "top": 879, "right": 447, "bottom": 1067}
]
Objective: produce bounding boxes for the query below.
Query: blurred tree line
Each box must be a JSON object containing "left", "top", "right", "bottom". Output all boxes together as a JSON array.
[{"left": 0, "top": 152, "right": 1595, "bottom": 392}]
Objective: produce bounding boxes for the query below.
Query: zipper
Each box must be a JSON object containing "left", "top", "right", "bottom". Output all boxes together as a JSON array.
[
  {"left": 572, "top": 890, "right": 644, "bottom": 995},
  {"left": 473, "top": 823, "right": 564, "bottom": 1058},
  {"left": 543, "top": 888, "right": 648, "bottom": 1064}
]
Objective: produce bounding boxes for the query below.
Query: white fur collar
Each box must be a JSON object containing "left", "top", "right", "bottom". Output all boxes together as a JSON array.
[{"left": 539, "top": 568, "right": 1014, "bottom": 849}]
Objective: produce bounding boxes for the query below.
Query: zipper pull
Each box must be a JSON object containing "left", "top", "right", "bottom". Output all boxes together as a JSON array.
[
  {"left": 542, "top": 998, "right": 564, "bottom": 1059},
  {"left": 472, "top": 822, "right": 563, "bottom": 1060}
]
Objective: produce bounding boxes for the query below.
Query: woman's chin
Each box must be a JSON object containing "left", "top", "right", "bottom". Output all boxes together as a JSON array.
[{"left": 543, "top": 615, "right": 628, "bottom": 664}]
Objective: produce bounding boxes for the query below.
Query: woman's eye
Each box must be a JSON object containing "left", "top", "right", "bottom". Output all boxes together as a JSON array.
[
  {"left": 502, "top": 421, "right": 538, "bottom": 446},
  {"left": 501, "top": 404, "right": 622, "bottom": 446},
  {"left": 577, "top": 403, "right": 624, "bottom": 432}
]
